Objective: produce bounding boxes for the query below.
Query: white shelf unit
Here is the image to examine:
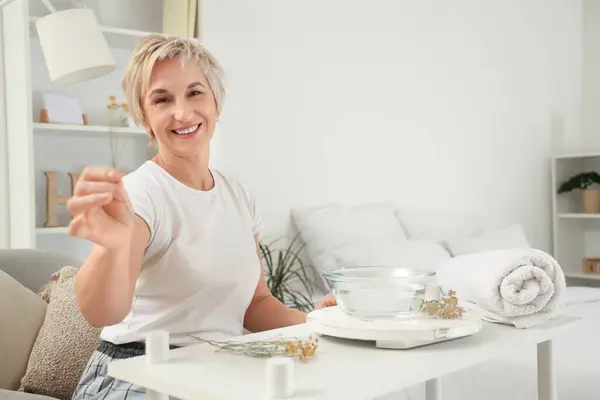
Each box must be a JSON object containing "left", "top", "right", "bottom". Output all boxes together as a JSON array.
[
  {"left": 33, "top": 122, "right": 147, "bottom": 137},
  {"left": 3, "top": 0, "right": 168, "bottom": 259},
  {"left": 552, "top": 152, "right": 600, "bottom": 282},
  {"left": 36, "top": 227, "right": 68, "bottom": 235}
]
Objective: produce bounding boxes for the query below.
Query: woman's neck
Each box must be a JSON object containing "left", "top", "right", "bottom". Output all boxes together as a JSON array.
[{"left": 152, "top": 147, "right": 214, "bottom": 191}]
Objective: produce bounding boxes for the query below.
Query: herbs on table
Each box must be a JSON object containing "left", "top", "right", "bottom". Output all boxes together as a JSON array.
[
  {"left": 420, "top": 290, "right": 465, "bottom": 319},
  {"left": 188, "top": 334, "right": 319, "bottom": 362}
]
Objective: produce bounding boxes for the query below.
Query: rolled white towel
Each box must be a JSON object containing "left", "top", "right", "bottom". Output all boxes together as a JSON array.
[{"left": 435, "top": 248, "right": 566, "bottom": 328}]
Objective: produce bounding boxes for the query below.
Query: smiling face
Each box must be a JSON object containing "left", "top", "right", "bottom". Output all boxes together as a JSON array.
[{"left": 142, "top": 58, "right": 219, "bottom": 158}]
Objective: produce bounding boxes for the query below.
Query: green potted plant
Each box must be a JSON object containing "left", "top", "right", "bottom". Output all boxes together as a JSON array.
[
  {"left": 259, "top": 234, "right": 316, "bottom": 312},
  {"left": 557, "top": 171, "right": 600, "bottom": 213}
]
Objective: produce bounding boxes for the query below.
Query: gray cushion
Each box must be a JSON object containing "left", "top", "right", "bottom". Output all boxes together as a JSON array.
[
  {"left": 0, "top": 270, "right": 47, "bottom": 390},
  {"left": 0, "top": 389, "right": 57, "bottom": 399},
  {"left": 0, "top": 249, "right": 81, "bottom": 293}
]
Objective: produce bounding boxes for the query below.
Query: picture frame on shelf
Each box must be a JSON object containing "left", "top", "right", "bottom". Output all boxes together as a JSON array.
[
  {"left": 39, "top": 108, "right": 88, "bottom": 126},
  {"left": 40, "top": 92, "right": 87, "bottom": 125},
  {"left": 582, "top": 258, "right": 600, "bottom": 275}
]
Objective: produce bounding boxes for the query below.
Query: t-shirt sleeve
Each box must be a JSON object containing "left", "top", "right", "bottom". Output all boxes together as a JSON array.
[
  {"left": 123, "top": 176, "right": 158, "bottom": 244},
  {"left": 239, "top": 183, "right": 263, "bottom": 237},
  {"left": 249, "top": 192, "right": 263, "bottom": 237}
]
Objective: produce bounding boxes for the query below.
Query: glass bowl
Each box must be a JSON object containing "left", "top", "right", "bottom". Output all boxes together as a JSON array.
[{"left": 322, "top": 266, "right": 436, "bottom": 320}]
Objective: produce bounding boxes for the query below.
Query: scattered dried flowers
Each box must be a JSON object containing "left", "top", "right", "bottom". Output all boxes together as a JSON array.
[
  {"left": 285, "top": 336, "right": 319, "bottom": 362},
  {"left": 188, "top": 334, "right": 319, "bottom": 362},
  {"left": 420, "top": 290, "right": 465, "bottom": 319}
]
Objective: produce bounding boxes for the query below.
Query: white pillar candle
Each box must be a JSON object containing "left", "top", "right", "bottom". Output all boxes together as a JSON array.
[
  {"left": 265, "top": 357, "right": 295, "bottom": 399},
  {"left": 146, "top": 330, "right": 170, "bottom": 365},
  {"left": 145, "top": 330, "right": 170, "bottom": 400}
]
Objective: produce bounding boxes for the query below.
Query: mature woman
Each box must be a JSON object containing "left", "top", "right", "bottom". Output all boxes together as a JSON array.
[{"left": 69, "top": 35, "right": 335, "bottom": 399}]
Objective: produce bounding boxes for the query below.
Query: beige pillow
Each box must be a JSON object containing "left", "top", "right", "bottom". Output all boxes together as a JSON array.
[
  {"left": 19, "top": 266, "right": 101, "bottom": 400},
  {"left": 0, "top": 270, "right": 47, "bottom": 390}
]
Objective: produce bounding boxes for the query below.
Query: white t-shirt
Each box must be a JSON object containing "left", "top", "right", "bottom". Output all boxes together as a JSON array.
[{"left": 100, "top": 161, "right": 262, "bottom": 346}]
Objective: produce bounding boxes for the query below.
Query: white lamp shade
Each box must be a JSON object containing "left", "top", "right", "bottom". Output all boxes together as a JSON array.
[{"left": 35, "top": 8, "right": 116, "bottom": 85}]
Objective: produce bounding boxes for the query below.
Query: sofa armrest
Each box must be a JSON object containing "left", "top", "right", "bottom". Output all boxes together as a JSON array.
[
  {"left": 0, "top": 249, "right": 81, "bottom": 293},
  {"left": 0, "top": 389, "right": 58, "bottom": 399},
  {"left": 0, "top": 270, "right": 47, "bottom": 390}
]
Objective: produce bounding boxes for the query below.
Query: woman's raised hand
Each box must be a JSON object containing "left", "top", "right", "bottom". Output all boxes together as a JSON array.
[{"left": 67, "top": 167, "right": 135, "bottom": 249}]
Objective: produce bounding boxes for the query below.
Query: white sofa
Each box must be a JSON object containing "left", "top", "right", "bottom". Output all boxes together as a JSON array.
[{"left": 0, "top": 249, "right": 83, "bottom": 400}]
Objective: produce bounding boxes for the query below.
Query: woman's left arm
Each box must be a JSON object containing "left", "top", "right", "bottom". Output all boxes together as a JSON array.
[
  {"left": 243, "top": 234, "right": 336, "bottom": 333},
  {"left": 243, "top": 234, "right": 306, "bottom": 332}
]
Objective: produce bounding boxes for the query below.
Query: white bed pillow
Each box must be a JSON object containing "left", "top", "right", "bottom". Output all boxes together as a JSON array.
[
  {"left": 291, "top": 202, "right": 408, "bottom": 290},
  {"left": 395, "top": 208, "right": 486, "bottom": 243},
  {"left": 445, "top": 224, "right": 530, "bottom": 256},
  {"left": 331, "top": 240, "right": 452, "bottom": 272}
]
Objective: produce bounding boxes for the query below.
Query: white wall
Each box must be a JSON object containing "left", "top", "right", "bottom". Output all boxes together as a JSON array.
[
  {"left": 0, "top": 15, "right": 8, "bottom": 249},
  {"left": 199, "top": 0, "right": 583, "bottom": 252},
  {"left": 583, "top": 0, "right": 600, "bottom": 149},
  {"left": 576, "top": 0, "right": 600, "bottom": 270}
]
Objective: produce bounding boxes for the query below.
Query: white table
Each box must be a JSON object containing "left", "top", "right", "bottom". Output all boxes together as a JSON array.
[{"left": 107, "top": 314, "right": 582, "bottom": 400}]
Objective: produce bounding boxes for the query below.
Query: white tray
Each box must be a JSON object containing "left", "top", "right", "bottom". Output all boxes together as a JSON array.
[{"left": 306, "top": 305, "right": 483, "bottom": 349}]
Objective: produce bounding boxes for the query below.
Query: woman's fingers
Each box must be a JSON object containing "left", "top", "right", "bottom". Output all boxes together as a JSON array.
[
  {"left": 74, "top": 167, "right": 130, "bottom": 203},
  {"left": 67, "top": 193, "right": 113, "bottom": 216},
  {"left": 68, "top": 214, "right": 88, "bottom": 237},
  {"left": 68, "top": 213, "right": 102, "bottom": 243},
  {"left": 66, "top": 166, "right": 133, "bottom": 246},
  {"left": 79, "top": 166, "right": 123, "bottom": 183},
  {"left": 74, "top": 180, "right": 126, "bottom": 201}
]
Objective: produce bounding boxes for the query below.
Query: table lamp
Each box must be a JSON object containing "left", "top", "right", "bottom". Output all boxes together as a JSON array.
[{"left": 0, "top": 0, "right": 116, "bottom": 85}]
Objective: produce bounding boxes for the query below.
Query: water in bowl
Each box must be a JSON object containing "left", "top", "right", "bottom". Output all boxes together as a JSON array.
[{"left": 333, "top": 283, "right": 426, "bottom": 319}]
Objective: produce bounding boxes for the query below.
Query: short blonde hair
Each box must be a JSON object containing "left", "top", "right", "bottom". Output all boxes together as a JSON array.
[{"left": 122, "top": 35, "right": 226, "bottom": 131}]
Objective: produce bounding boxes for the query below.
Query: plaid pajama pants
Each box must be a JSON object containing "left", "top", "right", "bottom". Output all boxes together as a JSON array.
[{"left": 72, "top": 341, "right": 182, "bottom": 400}]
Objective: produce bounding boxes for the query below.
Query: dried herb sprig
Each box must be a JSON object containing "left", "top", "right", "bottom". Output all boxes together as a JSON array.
[
  {"left": 106, "top": 95, "right": 129, "bottom": 112},
  {"left": 188, "top": 334, "right": 319, "bottom": 362},
  {"left": 421, "top": 290, "right": 465, "bottom": 319},
  {"left": 286, "top": 336, "right": 319, "bottom": 362}
]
